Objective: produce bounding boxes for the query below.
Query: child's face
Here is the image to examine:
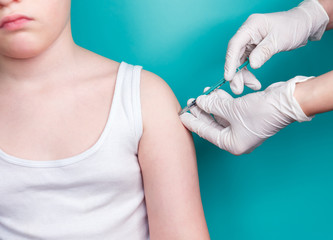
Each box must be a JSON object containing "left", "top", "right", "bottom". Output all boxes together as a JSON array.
[{"left": 0, "top": 0, "right": 72, "bottom": 59}]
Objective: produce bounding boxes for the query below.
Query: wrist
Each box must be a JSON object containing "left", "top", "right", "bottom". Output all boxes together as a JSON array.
[
  {"left": 319, "top": 0, "right": 333, "bottom": 30},
  {"left": 294, "top": 71, "right": 333, "bottom": 116},
  {"left": 294, "top": 77, "right": 317, "bottom": 117},
  {"left": 298, "top": 0, "right": 330, "bottom": 40},
  {"left": 264, "top": 77, "right": 314, "bottom": 123},
  {"left": 282, "top": 76, "right": 315, "bottom": 122}
]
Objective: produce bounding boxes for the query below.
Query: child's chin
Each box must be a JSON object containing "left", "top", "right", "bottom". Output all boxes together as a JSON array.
[{"left": 2, "top": 41, "right": 46, "bottom": 59}]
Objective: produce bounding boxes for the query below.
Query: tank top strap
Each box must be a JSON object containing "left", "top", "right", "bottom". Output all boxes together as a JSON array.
[{"left": 112, "top": 62, "right": 143, "bottom": 143}]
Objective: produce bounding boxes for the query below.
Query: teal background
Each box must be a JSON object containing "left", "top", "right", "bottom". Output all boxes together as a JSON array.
[{"left": 71, "top": 0, "right": 333, "bottom": 239}]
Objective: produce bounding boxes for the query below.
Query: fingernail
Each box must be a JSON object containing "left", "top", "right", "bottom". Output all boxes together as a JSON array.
[
  {"left": 187, "top": 98, "right": 195, "bottom": 105},
  {"left": 203, "top": 87, "right": 211, "bottom": 93},
  {"left": 249, "top": 55, "right": 262, "bottom": 69}
]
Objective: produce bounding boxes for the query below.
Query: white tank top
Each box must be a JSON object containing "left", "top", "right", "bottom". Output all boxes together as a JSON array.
[{"left": 0, "top": 62, "right": 149, "bottom": 239}]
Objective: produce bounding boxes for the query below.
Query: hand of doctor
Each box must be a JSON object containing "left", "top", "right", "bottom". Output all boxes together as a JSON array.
[
  {"left": 224, "top": 0, "right": 329, "bottom": 94},
  {"left": 180, "top": 76, "right": 313, "bottom": 155}
]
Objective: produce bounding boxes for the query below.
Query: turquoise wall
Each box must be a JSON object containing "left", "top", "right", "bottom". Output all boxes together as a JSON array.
[{"left": 71, "top": 0, "right": 333, "bottom": 239}]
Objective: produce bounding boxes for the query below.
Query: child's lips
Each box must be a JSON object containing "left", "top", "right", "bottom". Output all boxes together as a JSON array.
[{"left": 0, "top": 14, "right": 33, "bottom": 30}]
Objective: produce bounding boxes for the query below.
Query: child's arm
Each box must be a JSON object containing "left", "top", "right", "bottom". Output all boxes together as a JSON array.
[{"left": 138, "top": 70, "right": 210, "bottom": 240}]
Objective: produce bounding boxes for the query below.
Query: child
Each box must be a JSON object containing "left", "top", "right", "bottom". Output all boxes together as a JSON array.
[{"left": 0, "top": 0, "right": 210, "bottom": 239}]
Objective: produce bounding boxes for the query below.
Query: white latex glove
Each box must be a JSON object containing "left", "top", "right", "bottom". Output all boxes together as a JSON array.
[
  {"left": 180, "top": 76, "right": 314, "bottom": 155},
  {"left": 224, "top": 0, "right": 329, "bottom": 95}
]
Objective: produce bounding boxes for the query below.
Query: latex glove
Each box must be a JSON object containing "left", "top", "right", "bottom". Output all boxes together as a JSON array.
[
  {"left": 224, "top": 0, "right": 329, "bottom": 95},
  {"left": 180, "top": 76, "right": 314, "bottom": 155}
]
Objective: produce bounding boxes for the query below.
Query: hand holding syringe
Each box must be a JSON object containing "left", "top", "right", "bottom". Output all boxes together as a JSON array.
[{"left": 179, "top": 60, "right": 250, "bottom": 115}]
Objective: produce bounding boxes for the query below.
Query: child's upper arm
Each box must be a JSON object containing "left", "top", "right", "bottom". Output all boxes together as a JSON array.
[{"left": 138, "top": 70, "right": 210, "bottom": 240}]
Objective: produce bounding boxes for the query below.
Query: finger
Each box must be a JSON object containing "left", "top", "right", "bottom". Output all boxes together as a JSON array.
[
  {"left": 224, "top": 29, "right": 252, "bottom": 81},
  {"left": 224, "top": 14, "right": 267, "bottom": 81},
  {"left": 242, "top": 69, "right": 262, "bottom": 91},
  {"left": 189, "top": 103, "right": 218, "bottom": 127},
  {"left": 230, "top": 70, "right": 245, "bottom": 95},
  {"left": 186, "top": 98, "right": 223, "bottom": 129},
  {"left": 180, "top": 112, "right": 197, "bottom": 131},
  {"left": 214, "top": 115, "right": 230, "bottom": 128},
  {"left": 180, "top": 112, "right": 230, "bottom": 150},
  {"left": 225, "top": 14, "right": 272, "bottom": 79},
  {"left": 180, "top": 112, "right": 224, "bottom": 134},
  {"left": 249, "top": 36, "right": 277, "bottom": 69},
  {"left": 196, "top": 90, "right": 233, "bottom": 119}
]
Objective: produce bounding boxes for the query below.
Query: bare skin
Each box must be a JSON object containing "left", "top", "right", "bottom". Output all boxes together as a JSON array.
[
  {"left": 139, "top": 70, "right": 210, "bottom": 239},
  {"left": 0, "top": 0, "right": 209, "bottom": 238},
  {"left": 0, "top": 0, "right": 120, "bottom": 160},
  {"left": 294, "top": 71, "right": 333, "bottom": 117},
  {"left": 319, "top": 0, "right": 333, "bottom": 30},
  {"left": 294, "top": 0, "right": 333, "bottom": 117},
  {"left": 0, "top": 47, "right": 121, "bottom": 160}
]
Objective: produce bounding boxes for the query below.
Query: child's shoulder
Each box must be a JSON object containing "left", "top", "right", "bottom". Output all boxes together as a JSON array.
[
  {"left": 139, "top": 68, "right": 181, "bottom": 130},
  {"left": 79, "top": 47, "right": 181, "bottom": 115},
  {"left": 141, "top": 69, "right": 180, "bottom": 111}
]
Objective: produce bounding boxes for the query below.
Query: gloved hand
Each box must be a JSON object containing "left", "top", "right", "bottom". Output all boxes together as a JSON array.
[
  {"left": 224, "top": 0, "right": 329, "bottom": 95},
  {"left": 180, "top": 76, "right": 314, "bottom": 155}
]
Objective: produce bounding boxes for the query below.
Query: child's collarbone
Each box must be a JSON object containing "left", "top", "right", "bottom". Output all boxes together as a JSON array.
[{"left": 0, "top": 74, "right": 116, "bottom": 161}]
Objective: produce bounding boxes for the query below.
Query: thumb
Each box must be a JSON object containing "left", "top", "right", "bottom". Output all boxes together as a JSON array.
[{"left": 249, "top": 36, "right": 277, "bottom": 69}]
